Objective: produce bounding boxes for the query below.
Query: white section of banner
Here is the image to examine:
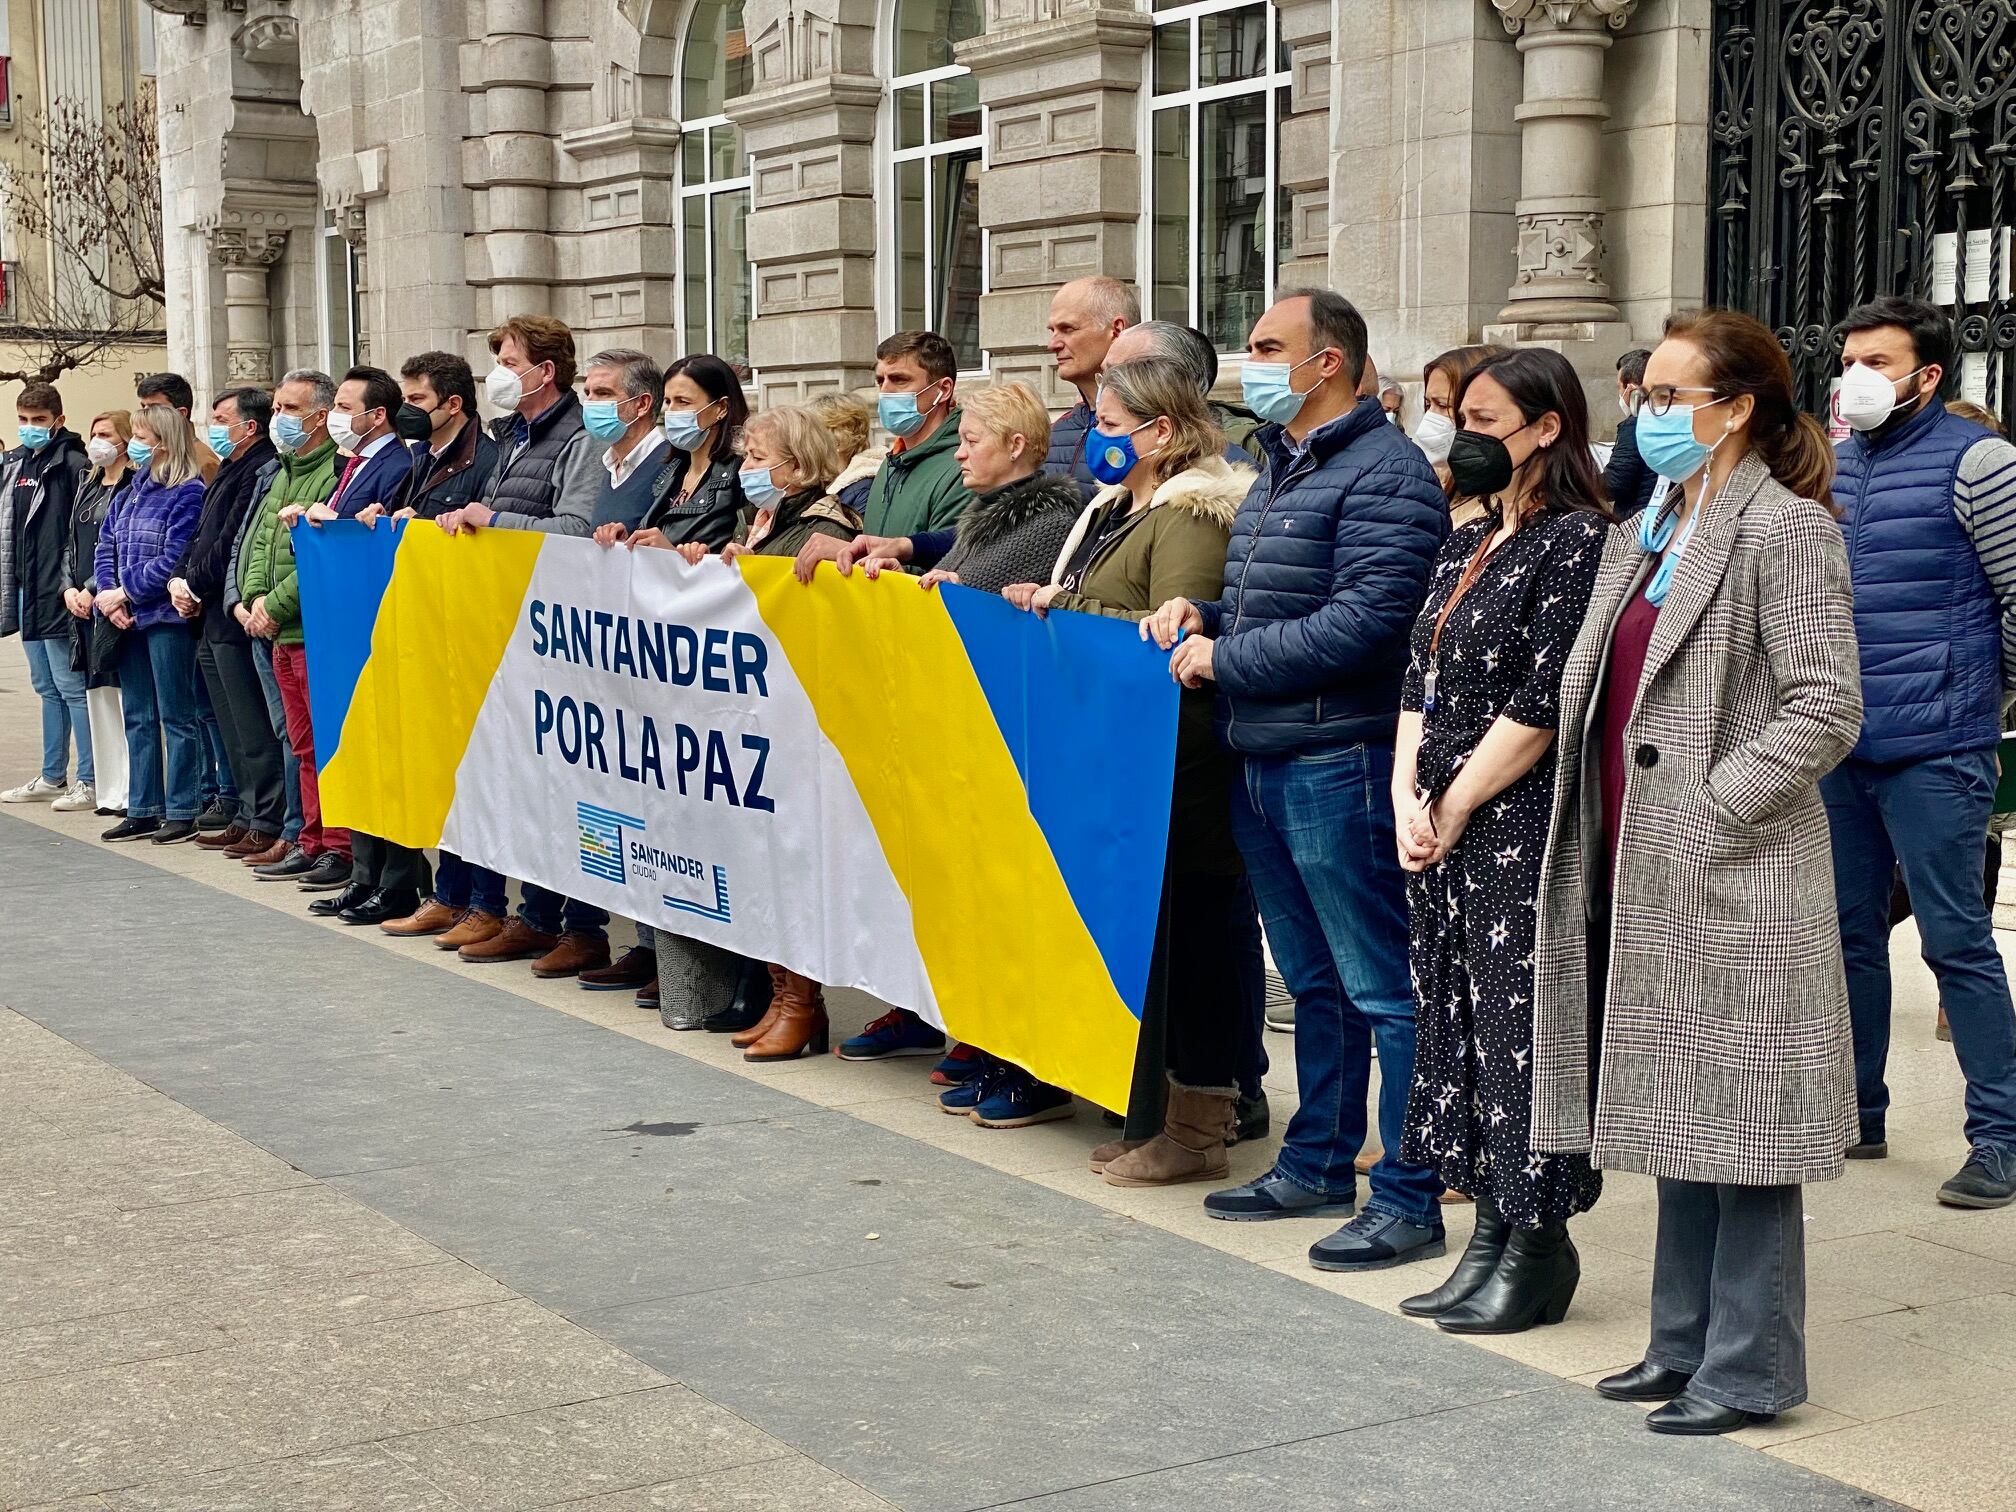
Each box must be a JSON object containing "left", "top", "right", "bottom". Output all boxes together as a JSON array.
[{"left": 439, "top": 543, "right": 938, "bottom": 1021}]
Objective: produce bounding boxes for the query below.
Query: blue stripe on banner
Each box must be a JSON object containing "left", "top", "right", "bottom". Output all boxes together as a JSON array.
[
  {"left": 290, "top": 521, "right": 404, "bottom": 773},
  {"left": 934, "top": 583, "right": 1177, "bottom": 1017},
  {"left": 663, "top": 865, "right": 732, "bottom": 923}
]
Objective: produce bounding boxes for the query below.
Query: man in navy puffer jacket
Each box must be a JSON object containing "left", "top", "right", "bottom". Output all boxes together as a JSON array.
[{"left": 1145, "top": 289, "right": 1449, "bottom": 1271}]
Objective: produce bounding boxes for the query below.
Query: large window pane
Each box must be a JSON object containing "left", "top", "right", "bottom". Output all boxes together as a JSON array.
[
  {"left": 682, "top": 194, "right": 708, "bottom": 352},
  {"left": 1153, "top": 24, "right": 1189, "bottom": 96},
  {"left": 932, "top": 71, "right": 980, "bottom": 144},
  {"left": 1151, "top": 107, "right": 1190, "bottom": 326},
  {"left": 895, "top": 0, "right": 984, "bottom": 75},
  {"left": 1199, "top": 92, "right": 1268, "bottom": 352},
  {"left": 896, "top": 158, "right": 927, "bottom": 331},
  {"left": 322, "top": 229, "right": 354, "bottom": 369},
  {"left": 896, "top": 83, "right": 925, "bottom": 152},
  {"left": 710, "top": 190, "right": 752, "bottom": 379},
  {"left": 934, "top": 151, "right": 983, "bottom": 370},
  {"left": 1273, "top": 85, "right": 1294, "bottom": 278},
  {"left": 1198, "top": 5, "right": 1267, "bottom": 86},
  {"left": 709, "top": 122, "right": 741, "bottom": 182}
]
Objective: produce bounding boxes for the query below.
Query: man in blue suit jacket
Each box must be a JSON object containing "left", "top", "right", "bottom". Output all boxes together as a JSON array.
[{"left": 298, "top": 365, "right": 424, "bottom": 925}]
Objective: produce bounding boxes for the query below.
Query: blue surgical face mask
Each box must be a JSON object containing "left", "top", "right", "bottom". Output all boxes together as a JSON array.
[
  {"left": 739, "top": 466, "right": 783, "bottom": 509},
  {"left": 17, "top": 424, "right": 51, "bottom": 451},
  {"left": 1240, "top": 347, "right": 1336, "bottom": 426},
  {"left": 878, "top": 381, "right": 946, "bottom": 439},
  {"left": 272, "top": 412, "right": 310, "bottom": 455},
  {"left": 663, "top": 406, "right": 709, "bottom": 451},
  {"left": 127, "top": 439, "right": 154, "bottom": 468},
  {"left": 1636, "top": 400, "right": 1730, "bottom": 482},
  {"left": 1083, "top": 417, "right": 1162, "bottom": 487},
  {"left": 208, "top": 422, "right": 237, "bottom": 460},
  {"left": 582, "top": 398, "right": 632, "bottom": 442}
]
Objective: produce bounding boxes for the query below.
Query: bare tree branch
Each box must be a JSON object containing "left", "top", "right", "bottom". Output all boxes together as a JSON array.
[
  {"left": 0, "top": 255, "right": 164, "bottom": 386},
  {"left": 0, "top": 89, "right": 166, "bottom": 309}
]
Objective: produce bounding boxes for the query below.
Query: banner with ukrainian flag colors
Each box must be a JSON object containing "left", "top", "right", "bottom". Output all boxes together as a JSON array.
[{"left": 290, "top": 522, "right": 1179, "bottom": 1111}]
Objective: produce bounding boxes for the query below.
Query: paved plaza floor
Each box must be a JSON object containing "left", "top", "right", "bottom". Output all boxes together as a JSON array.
[{"left": 1, "top": 649, "right": 2009, "bottom": 1511}]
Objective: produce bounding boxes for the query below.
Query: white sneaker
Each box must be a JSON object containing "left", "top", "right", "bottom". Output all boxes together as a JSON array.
[
  {"left": 0, "top": 776, "right": 64, "bottom": 803},
  {"left": 51, "top": 781, "right": 96, "bottom": 812}
]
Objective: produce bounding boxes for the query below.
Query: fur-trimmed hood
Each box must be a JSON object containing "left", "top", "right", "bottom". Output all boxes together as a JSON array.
[
  {"left": 956, "top": 470, "right": 1083, "bottom": 553},
  {"left": 832, "top": 444, "right": 887, "bottom": 497},
  {"left": 1087, "top": 453, "right": 1255, "bottom": 528}
]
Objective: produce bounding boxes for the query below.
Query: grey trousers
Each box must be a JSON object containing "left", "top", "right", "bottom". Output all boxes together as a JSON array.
[
  {"left": 1645, "top": 1178, "right": 1807, "bottom": 1414},
  {"left": 645, "top": 927, "right": 741, "bottom": 1030}
]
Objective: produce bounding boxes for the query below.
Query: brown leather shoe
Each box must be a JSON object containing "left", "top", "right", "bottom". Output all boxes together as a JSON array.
[
  {"left": 240, "top": 838, "right": 289, "bottom": 866},
  {"left": 381, "top": 899, "right": 464, "bottom": 937},
  {"left": 437, "top": 909, "right": 504, "bottom": 951},
  {"left": 732, "top": 963, "right": 790, "bottom": 1048},
  {"left": 530, "top": 930, "right": 612, "bottom": 979},
  {"left": 578, "top": 946, "right": 656, "bottom": 990},
  {"left": 465, "top": 916, "right": 557, "bottom": 962},
  {"left": 197, "top": 822, "right": 250, "bottom": 851},
  {"left": 225, "top": 829, "right": 277, "bottom": 858},
  {"left": 744, "top": 969, "right": 828, "bottom": 1062}
]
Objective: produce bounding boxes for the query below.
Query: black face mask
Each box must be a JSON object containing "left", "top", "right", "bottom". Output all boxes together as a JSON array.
[
  {"left": 1448, "top": 427, "right": 1522, "bottom": 499},
  {"left": 394, "top": 403, "right": 436, "bottom": 444}
]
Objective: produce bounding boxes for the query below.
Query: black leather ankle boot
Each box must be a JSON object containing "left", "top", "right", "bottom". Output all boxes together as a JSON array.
[
  {"left": 1399, "top": 1198, "right": 1509, "bottom": 1318},
  {"left": 703, "top": 956, "right": 774, "bottom": 1034},
  {"left": 1435, "top": 1222, "right": 1579, "bottom": 1335}
]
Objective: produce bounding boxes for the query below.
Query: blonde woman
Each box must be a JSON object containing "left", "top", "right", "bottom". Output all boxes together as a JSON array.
[
  {"left": 810, "top": 391, "right": 884, "bottom": 514},
  {"left": 987, "top": 356, "right": 1255, "bottom": 1158},
  {"left": 66, "top": 410, "right": 136, "bottom": 815},
  {"left": 664, "top": 405, "right": 862, "bottom": 1062},
  {"left": 839, "top": 382, "right": 1082, "bottom": 597},
  {"left": 93, "top": 405, "right": 208, "bottom": 844},
  {"left": 670, "top": 405, "right": 862, "bottom": 569}
]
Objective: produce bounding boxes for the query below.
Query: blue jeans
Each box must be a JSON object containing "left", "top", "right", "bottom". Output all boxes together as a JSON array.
[
  {"left": 519, "top": 880, "right": 609, "bottom": 938},
  {"left": 1232, "top": 743, "right": 1441, "bottom": 1226},
  {"left": 251, "top": 639, "right": 303, "bottom": 843},
  {"left": 193, "top": 670, "right": 236, "bottom": 806},
  {"left": 436, "top": 851, "right": 510, "bottom": 916},
  {"left": 21, "top": 635, "right": 92, "bottom": 786},
  {"left": 1823, "top": 752, "right": 2016, "bottom": 1154},
  {"left": 118, "top": 624, "right": 204, "bottom": 821}
]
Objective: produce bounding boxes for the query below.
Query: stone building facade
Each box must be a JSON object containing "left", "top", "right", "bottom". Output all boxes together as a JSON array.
[
  {"left": 144, "top": 0, "right": 1707, "bottom": 420},
  {"left": 0, "top": 0, "right": 168, "bottom": 421}
]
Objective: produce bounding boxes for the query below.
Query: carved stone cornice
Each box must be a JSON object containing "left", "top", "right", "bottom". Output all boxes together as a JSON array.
[
  {"left": 1492, "top": 0, "right": 1638, "bottom": 33},
  {"left": 209, "top": 225, "right": 289, "bottom": 266}
]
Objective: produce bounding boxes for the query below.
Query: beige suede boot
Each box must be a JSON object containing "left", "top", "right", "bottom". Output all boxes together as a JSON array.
[{"left": 1101, "top": 1079, "right": 1237, "bottom": 1187}]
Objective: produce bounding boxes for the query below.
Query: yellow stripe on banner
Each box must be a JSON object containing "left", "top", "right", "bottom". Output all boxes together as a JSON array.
[
  {"left": 320, "top": 526, "right": 544, "bottom": 848},
  {"left": 744, "top": 557, "right": 1141, "bottom": 1113}
]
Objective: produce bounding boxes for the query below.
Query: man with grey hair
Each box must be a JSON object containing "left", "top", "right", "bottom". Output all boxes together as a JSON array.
[
  {"left": 1103, "top": 320, "right": 1266, "bottom": 463},
  {"left": 1042, "top": 275, "right": 1140, "bottom": 496},
  {"left": 582, "top": 348, "right": 669, "bottom": 533},
  {"left": 1377, "top": 373, "right": 1404, "bottom": 424}
]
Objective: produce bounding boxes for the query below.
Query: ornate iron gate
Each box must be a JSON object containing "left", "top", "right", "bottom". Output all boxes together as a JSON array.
[{"left": 1709, "top": 0, "right": 2016, "bottom": 431}]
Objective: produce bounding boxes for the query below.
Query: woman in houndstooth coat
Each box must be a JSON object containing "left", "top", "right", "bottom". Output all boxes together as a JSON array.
[{"left": 1531, "top": 309, "right": 1861, "bottom": 1436}]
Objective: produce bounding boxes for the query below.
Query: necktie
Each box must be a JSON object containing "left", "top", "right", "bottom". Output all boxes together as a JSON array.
[{"left": 328, "top": 452, "right": 363, "bottom": 511}]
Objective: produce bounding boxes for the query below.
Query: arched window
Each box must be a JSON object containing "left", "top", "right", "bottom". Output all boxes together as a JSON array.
[
  {"left": 889, "top": 0, "right": 984, "bottom": 369},
  {"left": 1147, "top": 0, "right": 1291, "bottom": 352},
  {"left": 679, "top": 0, "right": 753, "bottom": 378}
]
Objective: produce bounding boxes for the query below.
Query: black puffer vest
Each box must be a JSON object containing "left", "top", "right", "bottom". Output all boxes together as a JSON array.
[{"left": 483, "top": 391, "right": 585, "bottom": 519}]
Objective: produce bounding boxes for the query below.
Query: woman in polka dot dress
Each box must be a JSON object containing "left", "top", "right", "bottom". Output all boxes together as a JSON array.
[{"left": 1391, "top": 348, "right": 1612, "bottom": 1335}]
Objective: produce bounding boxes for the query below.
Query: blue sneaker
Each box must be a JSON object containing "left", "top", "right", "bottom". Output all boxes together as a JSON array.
[
  {"left": 938, "top": 1061, "right": 1008, "bottom": 1115},
  {"left": 931, "top": 1043, "right": 990, "bottom": 1086},
  {"left": 1203, "top": 1167, "right": 1356, "bottom": 1223},
  {"left": 836, "top": 1008, "right": 947, "bottom": 1061},
  {"left": 970, "top": 1067, "right": 1074, "bottom": 1129},
  {"left": 1308, "top": 1210, "right": 1446, "bottom": 1272}
]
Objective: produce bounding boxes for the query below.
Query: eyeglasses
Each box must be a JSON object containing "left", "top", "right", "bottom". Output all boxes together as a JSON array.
[{"left": 1630, "top": 384, "right": 1723, "bottom": 417}]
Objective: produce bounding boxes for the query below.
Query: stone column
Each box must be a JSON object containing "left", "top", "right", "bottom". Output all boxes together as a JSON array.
[
  {"left": 463, "top": 1, "right": 559, "bottom": 329},
  {"left": 730, "top": 0, "right": 883, "bottom": 404},
  {"left": 958, "top": 0, "right": 1151, "bottom": 404},
  {"left": 1488, "top": 0, "right": 1636, "bottom": 326},
  {"left": 206, "top": 210, "right": 296, "bottom": 387},
  {"left": 1273, "top": 0, "right": 1332, "bottom": 293}
]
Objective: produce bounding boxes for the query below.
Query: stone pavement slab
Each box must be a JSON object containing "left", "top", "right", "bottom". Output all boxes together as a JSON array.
[{"left": 0, "top": 814, "right": 1902, "bottom": 1511}]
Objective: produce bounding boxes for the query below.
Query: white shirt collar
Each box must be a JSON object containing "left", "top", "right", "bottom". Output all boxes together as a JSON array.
[{"left": 603, "top": 426, "right": 668, "bottom": 487}]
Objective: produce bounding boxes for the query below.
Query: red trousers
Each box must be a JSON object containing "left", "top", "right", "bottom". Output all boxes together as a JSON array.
[{"left": 271, "top": 641, "right": 351, "bottom": 860}]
